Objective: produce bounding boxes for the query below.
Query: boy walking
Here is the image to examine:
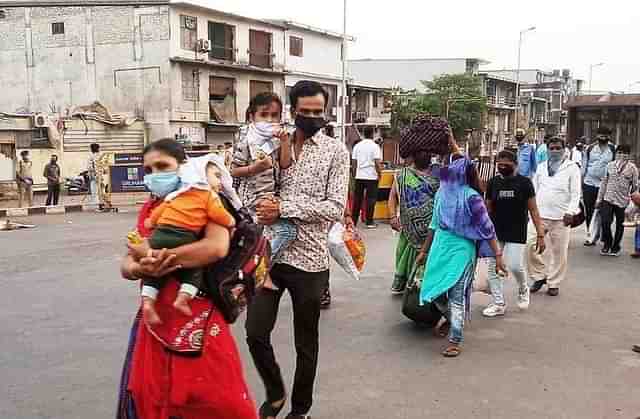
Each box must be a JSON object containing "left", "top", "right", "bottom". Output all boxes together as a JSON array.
[{"left": 483, "top": 150, "right": 546, "bottom": 317}]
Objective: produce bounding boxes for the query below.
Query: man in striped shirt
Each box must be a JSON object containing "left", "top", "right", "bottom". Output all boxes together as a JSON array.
[{"left": 597, "top": 144, "right": 639, "bottom": 256}]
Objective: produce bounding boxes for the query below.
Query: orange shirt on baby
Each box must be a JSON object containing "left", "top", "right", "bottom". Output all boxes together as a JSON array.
[{"left": 149, "top": 189, "right": 235, "bottom": 232}]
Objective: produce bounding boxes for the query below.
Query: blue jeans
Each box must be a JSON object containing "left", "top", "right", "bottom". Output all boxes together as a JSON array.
[
  {"left": 635, "top": 224, "right": 640, "bottom": 252},
  {"left": 269, "top": 219, "right": 297, "bottom": 262},
  {"left": 434, "top": 264, "right": 474, "bottom": 344}
]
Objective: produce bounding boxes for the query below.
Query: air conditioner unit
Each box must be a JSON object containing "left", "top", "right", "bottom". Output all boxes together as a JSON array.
[
  {"left": 32, "top": 113, "right": 48, "bottom": 128},
  {"left": 197, "top": 39, "right": 211, "bottom": 53}
]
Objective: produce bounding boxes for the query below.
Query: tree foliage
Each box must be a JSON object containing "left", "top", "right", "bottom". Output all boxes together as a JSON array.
[{"left": 391, "top": 73, "right": 486, "bottom": 137}]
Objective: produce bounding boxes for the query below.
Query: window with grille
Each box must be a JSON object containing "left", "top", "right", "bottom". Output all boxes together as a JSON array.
[
  {"left": 210, "top": 76, "right": 237, "bottom": 122},
  {"left": 182, "top": 69, "right": 200, "bottom": 102},
  {"left": 52, "top": 22, "right": 65, "bottom": 35},
  {"left": 249, "top": 30, "right": 272, "bottom": 68},
  {"left": 208, "top": 21, "right": 234, "bottom": 61},
  {"left": 290, "top": 36, "right": 303, "bottom": 57},
  {"left": 249, "top": 80, "right": 273, "bottom": 101},
  {"left": 180, "top": 15, "right": 198, "bottom": 51}
]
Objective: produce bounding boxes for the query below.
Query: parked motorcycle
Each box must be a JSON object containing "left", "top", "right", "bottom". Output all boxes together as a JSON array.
[{"left": 64, "top": 171, "right": 90, "bottom": 195}]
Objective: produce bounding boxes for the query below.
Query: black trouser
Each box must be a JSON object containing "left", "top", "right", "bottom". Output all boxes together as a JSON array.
[
  {"left": 600, "top": 201, "right": 626, "bottom": 252},
  {"left": 144, "top": 225, "right": 202, "bottom": 292},
  {"left": 352, "top": 179, "right": 379, "bottom": 225},
  {"left": 246, "top": 264, "right": 327, "bottom": 415},
  {"left": 46, "top": 183, "right": 60, "bottom": 206},
  {"left": 583, "top": 184, "right": 600, "bottom": 230}
]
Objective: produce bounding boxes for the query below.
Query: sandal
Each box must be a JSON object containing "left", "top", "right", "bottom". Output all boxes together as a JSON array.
[
  {"left": 442, "top": 345, "right": 461, "bottom": 358},
  {"left": 259, "top": 398, "right": 286, "bottom": 419}
]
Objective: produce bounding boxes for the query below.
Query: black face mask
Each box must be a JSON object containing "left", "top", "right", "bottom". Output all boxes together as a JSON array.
[
  {"left": 498, "top": 166, "right": 515, "bottom": 177},
  {"left": 515, "top": 135, "right": 525, "bottom": 142},
  {"left": 598, "top": 136, "right": 609, "bottom": 144},
  {"left": 295, "top": 114, "right": 326, "bottom": 138}
]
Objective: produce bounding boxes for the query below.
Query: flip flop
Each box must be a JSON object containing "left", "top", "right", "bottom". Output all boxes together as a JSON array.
[{"left": 442, "top": 345, "right": 461, "bottom": 358}]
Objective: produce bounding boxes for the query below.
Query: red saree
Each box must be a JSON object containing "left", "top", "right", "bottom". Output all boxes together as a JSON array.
[{"left": 123, "top": 199, "right": 257, "bottom": 419}]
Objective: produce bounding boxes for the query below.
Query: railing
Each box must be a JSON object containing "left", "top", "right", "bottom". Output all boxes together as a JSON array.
[
  {"left": 248, "top": 50, "right": 273, "bottom": 68},
  {"left": 209, "top": 45, "right": 235, "bottom": 62},
  {"left": 533, "top": 114, "right": 547, "bottom": 124},
  {"left": 352, "top": 111, "right": 368, "bottom": 124},
  {"left": 487, "top": 95, "right": 517, "bottom": 108}
]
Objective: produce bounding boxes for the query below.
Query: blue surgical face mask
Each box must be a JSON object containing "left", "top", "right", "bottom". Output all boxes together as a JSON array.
[{"left": 144, "top": 171, "right": 180, "bottom": 198}]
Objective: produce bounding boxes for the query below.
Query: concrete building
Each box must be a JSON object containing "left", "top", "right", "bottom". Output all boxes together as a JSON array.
[
  {"left": 348, "top": 58, "right": 489, "bottom": 92},
  {"left": 0, "top": 1, "right": 352, "bottom": 148},
  {"left": 567, "top": 94, "right": 640, "bottom": 160},
  {"left": 479, "top": 72, "right": 518, "bottom": 155},
  {"left": 0, "top": 0, "right": 361, "bottom": 197},
  {"left": 0, "top": 0, "right": 173, "bottom": 140},
  {"left": 267, "top": 20, "right": 351, "bottom": 130},
  {"left": 168, "top": 2, "right": 287, "bottom": 145},
  {"left": 485, "top": 69, "right": 584, "bottom": 137}
]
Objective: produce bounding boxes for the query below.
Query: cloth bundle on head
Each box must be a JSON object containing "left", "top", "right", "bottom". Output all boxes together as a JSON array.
[
  {"left": 399, "top": 115, "right": 450, "bottom": 158},
  {"left": 167, "top": 153, "right": 243, "bottom": 210}
]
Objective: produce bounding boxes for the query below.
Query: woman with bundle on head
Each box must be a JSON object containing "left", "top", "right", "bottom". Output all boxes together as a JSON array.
[
  {"left": 388, "top": 116, "right": 444, "bottom": 295},
  {"left": 417, "top": 131, "right": 506, "bottom": 357}
]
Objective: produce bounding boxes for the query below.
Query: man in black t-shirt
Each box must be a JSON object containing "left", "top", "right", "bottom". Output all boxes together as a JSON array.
[{"left": 483, "top": 150, "right": 546, "bottom": 317}]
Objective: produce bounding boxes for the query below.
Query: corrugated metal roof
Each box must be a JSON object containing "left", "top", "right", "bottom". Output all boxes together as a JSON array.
[
  {"left": 0, "top": 0, "right": 168, "bottom": 6},
  {"left": 566, "top": 94, "right": 640, "bottom": 108}
]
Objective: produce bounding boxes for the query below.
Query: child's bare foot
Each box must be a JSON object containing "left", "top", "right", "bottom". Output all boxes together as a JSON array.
[
  {"left": 128, "top": 239, "right": 151, "bottom": 260},
  {"left": 142, "top": 297, "right": 162, "bottom": 326},
  {"left": 173, "top": 292, "right": 193, "bottom": 316}
]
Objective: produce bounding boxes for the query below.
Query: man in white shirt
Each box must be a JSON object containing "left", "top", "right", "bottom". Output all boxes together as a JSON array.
[
  {"left": 566, "top": 138, "right": 583, "bottom": 168},
  {"left": 528, "top": 137, "right": 581, "bottom": 297},
  {"left": 351, "top": 135, "right": 383, "bottom": 228}
]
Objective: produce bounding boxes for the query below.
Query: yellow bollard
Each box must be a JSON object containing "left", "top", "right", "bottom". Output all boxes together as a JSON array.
[{"left": 373, "top": 169, "right": 396, "bottom": 220}]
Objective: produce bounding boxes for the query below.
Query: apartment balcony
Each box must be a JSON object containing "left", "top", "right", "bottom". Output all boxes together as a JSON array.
[
  {"left": 350, "top": 111, "right": 391, "bottom": 126},
  {"left": 487, "top": 95, "right": 517, "bottom": 109}
]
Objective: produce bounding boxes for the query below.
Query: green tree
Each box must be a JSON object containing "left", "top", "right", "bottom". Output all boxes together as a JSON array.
[{"left": 391, "top": 74, "right": 486, "bottom": 137}]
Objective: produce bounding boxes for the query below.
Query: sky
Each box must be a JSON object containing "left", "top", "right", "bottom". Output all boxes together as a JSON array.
[{"left": 190, "top": 0, "right": 640, "bottom": 93}]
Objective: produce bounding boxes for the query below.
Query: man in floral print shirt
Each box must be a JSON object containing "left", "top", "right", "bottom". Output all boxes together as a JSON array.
[{"left": 246, "top": 81, "right": 350, "bottom": 419}]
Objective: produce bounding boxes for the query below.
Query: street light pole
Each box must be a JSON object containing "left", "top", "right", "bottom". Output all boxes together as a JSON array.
[
  {"left": 514, "top": 26, "right": 536, "bottom": 135},
  {"left": 589, "top": 62, "right": 604, "bottom": 94},
  {"left": 341, "top": 0, "right": 348, "bottom": 144}
]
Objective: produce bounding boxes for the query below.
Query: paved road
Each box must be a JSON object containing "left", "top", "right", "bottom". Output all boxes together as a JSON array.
[{"left": 1, "top": 212, "right": 639, "bottom": 419}]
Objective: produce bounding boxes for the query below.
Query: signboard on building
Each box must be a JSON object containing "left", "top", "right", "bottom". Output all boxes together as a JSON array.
[
  {"left": 114, "top": 153, "right": 143, "bottom": 165},
  {"left": 110, "top": 165, "right": 146, "bottom": 193}
]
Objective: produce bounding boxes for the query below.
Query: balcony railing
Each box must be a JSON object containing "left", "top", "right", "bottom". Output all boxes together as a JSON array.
[
  {"left": 352, "top": 111, "right": 368, "bottom": 124},
  {"left": 248, "top": 50, "right": 273, "bottom": 68},
  {"left": 487, "top": 95, "right": 517, "bottom": 108}
]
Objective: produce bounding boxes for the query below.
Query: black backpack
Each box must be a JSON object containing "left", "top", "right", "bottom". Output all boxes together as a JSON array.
[{"left": 205, "top": 196, "right": 271, "bottom": 324}]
